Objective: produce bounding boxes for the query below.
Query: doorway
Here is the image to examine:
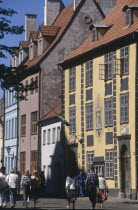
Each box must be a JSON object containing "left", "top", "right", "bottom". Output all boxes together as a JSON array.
[{"left": 120, "top": 144, "right": 130, "bottom": 195}]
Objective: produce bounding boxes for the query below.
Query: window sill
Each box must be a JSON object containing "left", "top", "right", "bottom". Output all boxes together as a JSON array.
[
  {"left": 31, "top": 133, "right": 37, "bottom": 135},
  {"left": 105, "top": 125, "right": 113, "bottom": 128},
  {"left": 85, "top": 85, "right": 93, "bottom": 88},
  {"left": 69, "top": 90, "right": 76, "bottom": 93},
  {"left": 86, "top": 128, "right": 93, "bottom": 131},
  {"left": 120, "top": 122, "right": 128, "bottom": 124}
]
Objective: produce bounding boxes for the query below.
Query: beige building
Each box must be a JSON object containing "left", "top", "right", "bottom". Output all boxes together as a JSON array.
[{"left": 60, "top": 0, "right": 138, "bottom": 199}]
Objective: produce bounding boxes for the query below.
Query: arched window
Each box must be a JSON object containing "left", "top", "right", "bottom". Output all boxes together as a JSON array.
[
  {"left": 25, "top": 80, "right": 28, "bottom": 96},
  {"left": 35, "top": 76, "right": 38, "bottom": 93},
  {"left": 92, "top": 28, "right": 97, "bottom": 42},
  {"left": 126, "top": 9, "right": 131, "bottom": 25},
  {"left": 30, "top": 78, "right": 34, "bottom": 94}
]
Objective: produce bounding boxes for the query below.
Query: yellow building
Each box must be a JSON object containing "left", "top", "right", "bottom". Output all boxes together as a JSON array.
[{"left": 60, "top": 0, "right": 138, "bottom": 199}]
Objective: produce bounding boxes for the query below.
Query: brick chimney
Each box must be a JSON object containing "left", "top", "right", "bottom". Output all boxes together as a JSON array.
[
  {"left": 25, "top": 14, "right": 37, "bottom": 41},
  {"left": 44, "top": 0, "right": 64, "bottom": 26}
]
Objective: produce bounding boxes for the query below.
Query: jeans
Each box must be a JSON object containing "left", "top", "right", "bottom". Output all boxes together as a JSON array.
[
  {"left": 79, "top": 184, "right": 84, "bottom": 196},
  {"left": 0, "top": 189, "right": 7, "bottom": 207},
  {"left": 10, "top": 188, "right": 17, "bottom": 207},
  {"left": 23, "top": 186, "right": 30, "bottom": 207}
]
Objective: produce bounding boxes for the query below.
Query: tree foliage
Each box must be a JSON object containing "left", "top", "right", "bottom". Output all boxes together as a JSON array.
[{"left": 0, "top": 0, "right": 29, "bottom": 93}]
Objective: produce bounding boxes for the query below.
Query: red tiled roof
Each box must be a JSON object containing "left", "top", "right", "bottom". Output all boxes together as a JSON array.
[
  {"left": 24, "top": 3, "right": 74, "bottom": 68},
  {"left": 20, "top": 41, "right": 29, "bottom": 48},
  {"left": 40, "top": 25, "right": 60, "bottom": 37},
  {"left": 42, "top": 104, "right": 61, "bottom": 120},
  {"left": 64, "top": 0, "right": 138, "bottom": 61},
  {"left": 31, "top": 31, "right": 38, "bottom": 41}
]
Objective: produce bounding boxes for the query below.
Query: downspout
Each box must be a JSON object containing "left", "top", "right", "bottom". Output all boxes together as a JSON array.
[
  {"left": 38, "top": 66, "right": 41, "bottom": 173},
  {"left": 135, "top": 36, "right": 138, "bottom": 200},
  {"left": 16, "top": 92, "right": 19, "bottom": 172}
]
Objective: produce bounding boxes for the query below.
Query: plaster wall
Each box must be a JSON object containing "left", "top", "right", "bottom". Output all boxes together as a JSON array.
[
  {"left": 40, "top": 0, "right": 105, "bottom": 118},
  {"left": 18, "top": 73, "right": 39, "bottom": 172}
]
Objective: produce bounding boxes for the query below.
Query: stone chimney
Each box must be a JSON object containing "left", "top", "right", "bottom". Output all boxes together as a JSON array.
[
  {"left": 25, "top": 14, "right": 37, "bottom": 41},
  {"left": 44, "top": 0, "right": 64, "bottom": 26}
]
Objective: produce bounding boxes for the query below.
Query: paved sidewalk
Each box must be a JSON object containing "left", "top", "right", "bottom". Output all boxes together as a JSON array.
[{"left": 4, "top": 196, "right": 138, "bottom": 209}]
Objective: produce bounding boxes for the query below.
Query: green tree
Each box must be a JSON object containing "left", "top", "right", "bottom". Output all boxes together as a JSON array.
[{"left": 0, "top": 0, "right": 34, "bottom": 94}]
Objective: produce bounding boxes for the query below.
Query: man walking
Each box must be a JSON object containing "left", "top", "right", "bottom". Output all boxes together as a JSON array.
[
  {"left": 6, "top": 168, "right": 19, "bottom": 208},
  {"left": 85, "top": 166, "right": 99, "bottom": 210},
  {"left": 0, "top": 167, "right": 7, "bottom": 208},
  {"left": 20, "top": 169, "right": 31, "bottom": 208},
  {"left": 77, "top": 170, "right": 86, "bottom": 197}
]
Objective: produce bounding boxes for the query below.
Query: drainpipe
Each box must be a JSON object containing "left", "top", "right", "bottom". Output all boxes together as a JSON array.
[
  {"left": 135, "top": 33, "right": 138, "bottom": 200},
  {"left": 16, "top": 92, "right": 19, "bottom": 172}
]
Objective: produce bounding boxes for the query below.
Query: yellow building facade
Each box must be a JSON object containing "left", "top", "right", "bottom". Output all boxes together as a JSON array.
[{"left": 60, "top": 0, "right": 138, "bottom": 199}]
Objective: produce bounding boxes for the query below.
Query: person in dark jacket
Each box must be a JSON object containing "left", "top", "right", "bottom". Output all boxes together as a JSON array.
[
  {"left": 77, "top": 170, "right": 86, "bottom": 197},
  {"left": 85, "top": 166, "right": 99, "bottom": 210}
]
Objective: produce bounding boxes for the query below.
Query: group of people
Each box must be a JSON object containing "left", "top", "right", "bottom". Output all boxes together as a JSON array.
[
  {"left": 66, "top": 166, "right": 108, "bottom": 209},
  {"left": 0, "top": 165, "right": 108, "bottom": 209},
  {"left": 0, "top": 166, "right": 45, "bottom": 208}
]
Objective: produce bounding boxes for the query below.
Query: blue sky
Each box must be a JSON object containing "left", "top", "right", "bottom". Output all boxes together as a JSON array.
[{"left": 0, "top": 0, "right": 73, "bottom": 99}]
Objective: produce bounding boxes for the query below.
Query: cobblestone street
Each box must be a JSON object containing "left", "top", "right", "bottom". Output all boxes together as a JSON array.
[{"left": 5, "top": 197, "right": 138, "bottom": 209}]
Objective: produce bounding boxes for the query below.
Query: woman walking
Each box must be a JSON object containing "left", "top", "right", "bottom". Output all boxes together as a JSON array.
[
  {"left": 65, "top": 172, "right": 77, "bottom": 209},
  {"left": 30, "top": 170, "right": 39, "bottom": 208},
  {"left": 97, "top": 173, "right": 108, "bottom": 208}
]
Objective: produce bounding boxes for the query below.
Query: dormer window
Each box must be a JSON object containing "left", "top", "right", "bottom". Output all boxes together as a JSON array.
[
  {"left": 29, "top": 44, "right": 33, "bottom": 60},
  {"left": 92, "top": 28, "right": 97, "bottom": 42},
  {"left": 38, "top": 39, "right": 43, "bottom": 55},
  {"left": 19, "top": 51, "right": 23, "bottom": 64},
  {"left": 126, "top": 9, "right": 131, "bottom": 25}
]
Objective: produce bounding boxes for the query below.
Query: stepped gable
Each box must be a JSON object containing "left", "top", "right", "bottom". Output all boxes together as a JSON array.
[
  {"left": 64, "top": 0, "right": 138, "bottom": 61},
  {"left": 41, "top": 104, "right": 61, "bottom": 120},
  {"left": 24, "top": 2, "right": 74, "bottom": 68}
]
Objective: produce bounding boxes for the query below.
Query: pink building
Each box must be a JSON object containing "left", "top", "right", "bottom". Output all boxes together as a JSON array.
[{"left": 19, "top": 73, "right": 39, "bottom": 174}]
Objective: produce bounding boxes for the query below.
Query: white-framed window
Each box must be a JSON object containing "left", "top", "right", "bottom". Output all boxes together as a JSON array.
[
  {"left": 105, "top": 97, "right": 113, "bottom": 127},
  {"left": 120, "top": 93, "right": 129, "bottom": 123},
  {"left": 69, "top": 67, "right": 76, "bottom": 92},
  {"left": 15, "top": 117, "right": 17, "bottom": 138},
  {"left": 86, "top": 60, "right": 93, "bottom": 86},
  {"left": 12, "top": 118, "right": 14, "bottom": 138},
  {"left": 94, "top": 165, "right": 104, "bottom": 176},
  {"left": 9, "top": 119, "right": 11, "bottom": 139},
  {"left": 47, "top": 129, "right": 51, "bottom": 145},
  {"left": 69, "top": 107, "right": 76, "bottom": 133},
  {"left": 57, "top": 127, "right": 60, "bottom": 142},
  {"left": 43, "top": 130, "right": 46, "bottom": 145},
  {"left": 52, "top": 128, "right": 56, "bottom": 144},
  {"left": 105, "top": 150, "right": 114, "bottom": 179},
  {"left": 86, "top": 102, "right": 93, "bottom": 130},
  {"left": 120, "top": 46, "right": 129, "bottom": 75},
  {"left": 87, "top": 151, "right": 94, "bottom": 173}
]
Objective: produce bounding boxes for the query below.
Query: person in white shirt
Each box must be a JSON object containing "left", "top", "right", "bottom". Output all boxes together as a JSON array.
[
  {"left": 65, "top": 173, "right": 77, "bottom": 209},
  {"left": 6, "top": 168, "right": 19, "bottom": 208},
  {"left": 0, "top": 166, "right": 7, "bottom": 208},
  {"left": 98, "top": 173, "right": 108, "bottom": 208}
]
